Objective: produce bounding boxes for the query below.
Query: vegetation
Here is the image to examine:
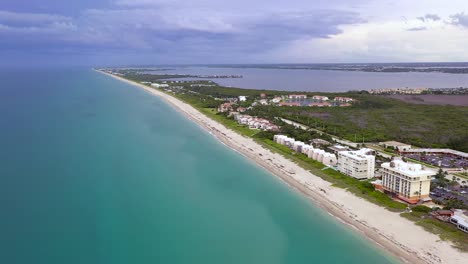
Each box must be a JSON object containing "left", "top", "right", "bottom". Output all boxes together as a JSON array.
[
  {"left": 118, "top": 73, "right": 468, "bottom": 249},
  {"left": 401, "top": 211, "right": 468, "bottom": 251},
  {"left": 412, "top": 205, "right": 432, "bottom": 213},
  {"left": 128, "top": 73, "right": 468, "bottom": 152},
  {"left": 249, "top": 94, "right": 468, "bottom": 152}
]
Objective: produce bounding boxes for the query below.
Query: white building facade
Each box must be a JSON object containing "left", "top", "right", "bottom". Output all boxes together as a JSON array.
[
  {"left": 380, "top": 158, "right": 436, "bottom": 204},
  {"left": 337, "top": 148, "right": 375, "bottom": 179}
]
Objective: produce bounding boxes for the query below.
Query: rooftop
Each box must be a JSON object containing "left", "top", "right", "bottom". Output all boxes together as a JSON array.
[
  {"left": 381, "top": 158, "right": 436, "bottom": 176},
  {"left": 452, "top": 210, "right": 468, "bottom": 227},
  {"left": 380, "top": 141, "right": 411, "bottom": 147},
  {"left": 328, "top": 145, "right": 348, "bottom": 152},
  {"left": 339, "top": 148, "right": 375, "bottom": 161},
  {"left": 401, "top": 148, "right": 468, "bottom": 158}
]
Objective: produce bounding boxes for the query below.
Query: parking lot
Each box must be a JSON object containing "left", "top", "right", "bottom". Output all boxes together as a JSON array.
[
  {"left": 430, "top": 186, "right": 468, "bottom": 207},
  {"left": 403, "top": 153, "right": 468, "bottom": 168}
]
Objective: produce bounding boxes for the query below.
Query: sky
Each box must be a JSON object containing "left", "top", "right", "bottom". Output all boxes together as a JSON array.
[{"left": 0, "top": 0, "right": 468, "bottom": 66}]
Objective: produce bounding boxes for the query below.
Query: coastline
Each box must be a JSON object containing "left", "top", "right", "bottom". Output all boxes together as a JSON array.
[{"left": 97, "top": 69, "right": 467, "bottom": 264}]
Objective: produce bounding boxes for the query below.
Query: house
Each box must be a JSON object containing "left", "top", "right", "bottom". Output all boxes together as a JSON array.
[
  {"left": 271, "top": 97, "right": 282, "bottom": 103},
  {"left": 311, "top": 138, "right": 331, "bottom": 148},
  {"left": 237, "top": 107, "right": 247, "bottom": 113},
  {"left": 337, "top": 148, "right": 376, "bottom": 179},
  {"left": 430, "top": 210, "right": 454, "bottom": 222},
  {"left": 288, "top": 94, "right": 307, "bottom": 100},
  {"left": 312, "top": 95, "right": 329, "bottom": 101},
  {"left": 334, "top": 97, "right": 354, "bottom": 102},
  {"left": 380, "top": 158, "right": 436, "bottom": 204},
  {"left": 379, "top": 141, "right": 412, "bottom": 152},
  {"left": 235, "top": 115, "right": 279, "bottom": 131},
  {"left": 258, "top": 99, "right": 269, "bottom": 105},
  {"left": 293, "top": 141, "right": 306, "bottom": 153},
  {"left": 238, "top": 96, "right": 247, "bottom": 102},
  {"left": 302, "top": 144, "right": 313, "bottom": 155},
  {"left": 260, "top": 93, "right": 267, "bottom": 98},
  {"left": 217, "top": 102, "right": 233, "bottom": 113},
  {"left": 151, "top": 83, "right": 169, "bottom": 88}
]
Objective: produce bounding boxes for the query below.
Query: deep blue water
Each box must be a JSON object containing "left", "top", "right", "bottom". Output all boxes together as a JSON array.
[{"left": 0, "top": 68, "right": 397, "bottom": 263}]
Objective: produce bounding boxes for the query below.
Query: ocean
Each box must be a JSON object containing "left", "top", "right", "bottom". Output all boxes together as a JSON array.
[
  {"left": 0, "top": 68, "right": 397, "bottom": 263},
  {"left": 159, "top": 66, "right": 468, "bottom": 91}
]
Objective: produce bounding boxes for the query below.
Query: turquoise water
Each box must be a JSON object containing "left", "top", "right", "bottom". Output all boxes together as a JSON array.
[{"left": 0, "top": 69, "right": 398, "bottom": 263}]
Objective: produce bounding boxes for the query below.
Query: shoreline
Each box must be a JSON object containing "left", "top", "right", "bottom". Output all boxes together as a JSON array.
[{"left": 97, "top": 69, "right": 467, "bottom": 264}]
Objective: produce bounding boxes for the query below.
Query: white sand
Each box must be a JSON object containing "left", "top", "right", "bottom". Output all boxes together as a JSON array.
[{"left": 100, "top": 70, "right": 467, "bottom": 264}]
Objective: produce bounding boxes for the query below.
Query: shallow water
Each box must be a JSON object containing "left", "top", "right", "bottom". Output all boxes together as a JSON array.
[{"left": 0, "top": 68, "right": 398, "bottom": 263}]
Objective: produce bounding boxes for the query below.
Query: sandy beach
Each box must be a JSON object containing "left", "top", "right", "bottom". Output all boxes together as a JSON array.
[{"left": 99, "top": 70, "right": 467, "bottom": 264}]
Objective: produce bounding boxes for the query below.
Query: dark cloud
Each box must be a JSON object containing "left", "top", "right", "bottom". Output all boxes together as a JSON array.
[
  {"left": 0, "top": 5, "right": 365, "bottom": 65},
  {"left": 253, "top": 11, "right": 365, "bottom": 39},
  {"left": 450, "top": 13, "right": 468, "bottom": 28},
  {"left": 407, "top": 26, "right": 427, "bottom": 31},
  {"left": 417, "top": 13, "right": 441, "bottom": 22}
]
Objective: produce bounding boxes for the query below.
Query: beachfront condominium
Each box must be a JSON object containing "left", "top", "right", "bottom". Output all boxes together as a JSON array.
[
  {"left": 380, "top": 158, "right": 436, "bottom": 204},
  {"left": 337, "top": 149, "right": 375, "bottom": 179}
]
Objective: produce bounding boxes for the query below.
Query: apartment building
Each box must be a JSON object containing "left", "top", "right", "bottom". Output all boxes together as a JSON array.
[
  {"left": 337, "top": 148, "right": 375, "bottom": 179},
  {"left": 380, "top": 158, "right": 436, "bottom": 204}
]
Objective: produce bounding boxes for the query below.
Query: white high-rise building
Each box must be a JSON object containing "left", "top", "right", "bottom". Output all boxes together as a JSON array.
[
  {"left": 337, "top": 148, "right": 375, "bottom": 179},
  {"left": 380, "top": 158, "right": 436, "bottom": 204}
]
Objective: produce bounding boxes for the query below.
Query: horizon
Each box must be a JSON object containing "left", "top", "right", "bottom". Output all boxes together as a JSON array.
[{"left": 6, "top": 61, "right": 468, "bottom": 71}]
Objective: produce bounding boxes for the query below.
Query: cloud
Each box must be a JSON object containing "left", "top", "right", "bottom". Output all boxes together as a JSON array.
[
  {"left": 0, "top": 10, "right": 77, "bottom": 43},
  {"left": 407, "top": 26, "right": 427, "bottom": 31},
  {"left": 417, "top": 13, "right": 441, "bottom": 22},
  {"left": 425, "top": 14, "right": 441, "bottom": 21},
  {"left": 2, "top": 0, "right": 466, "bottom": 66},
  {"left": 252, "top": 11, "right": 365, "bottom": 39},
  {"left": 450, "top": 13, "right": 468, "bottom": 28},
  {"left": 4, "top": 6, "right": 362, "bottom": 49},
  {"left": 0, "top": 10, "right": 71, "bottom": 24}
]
